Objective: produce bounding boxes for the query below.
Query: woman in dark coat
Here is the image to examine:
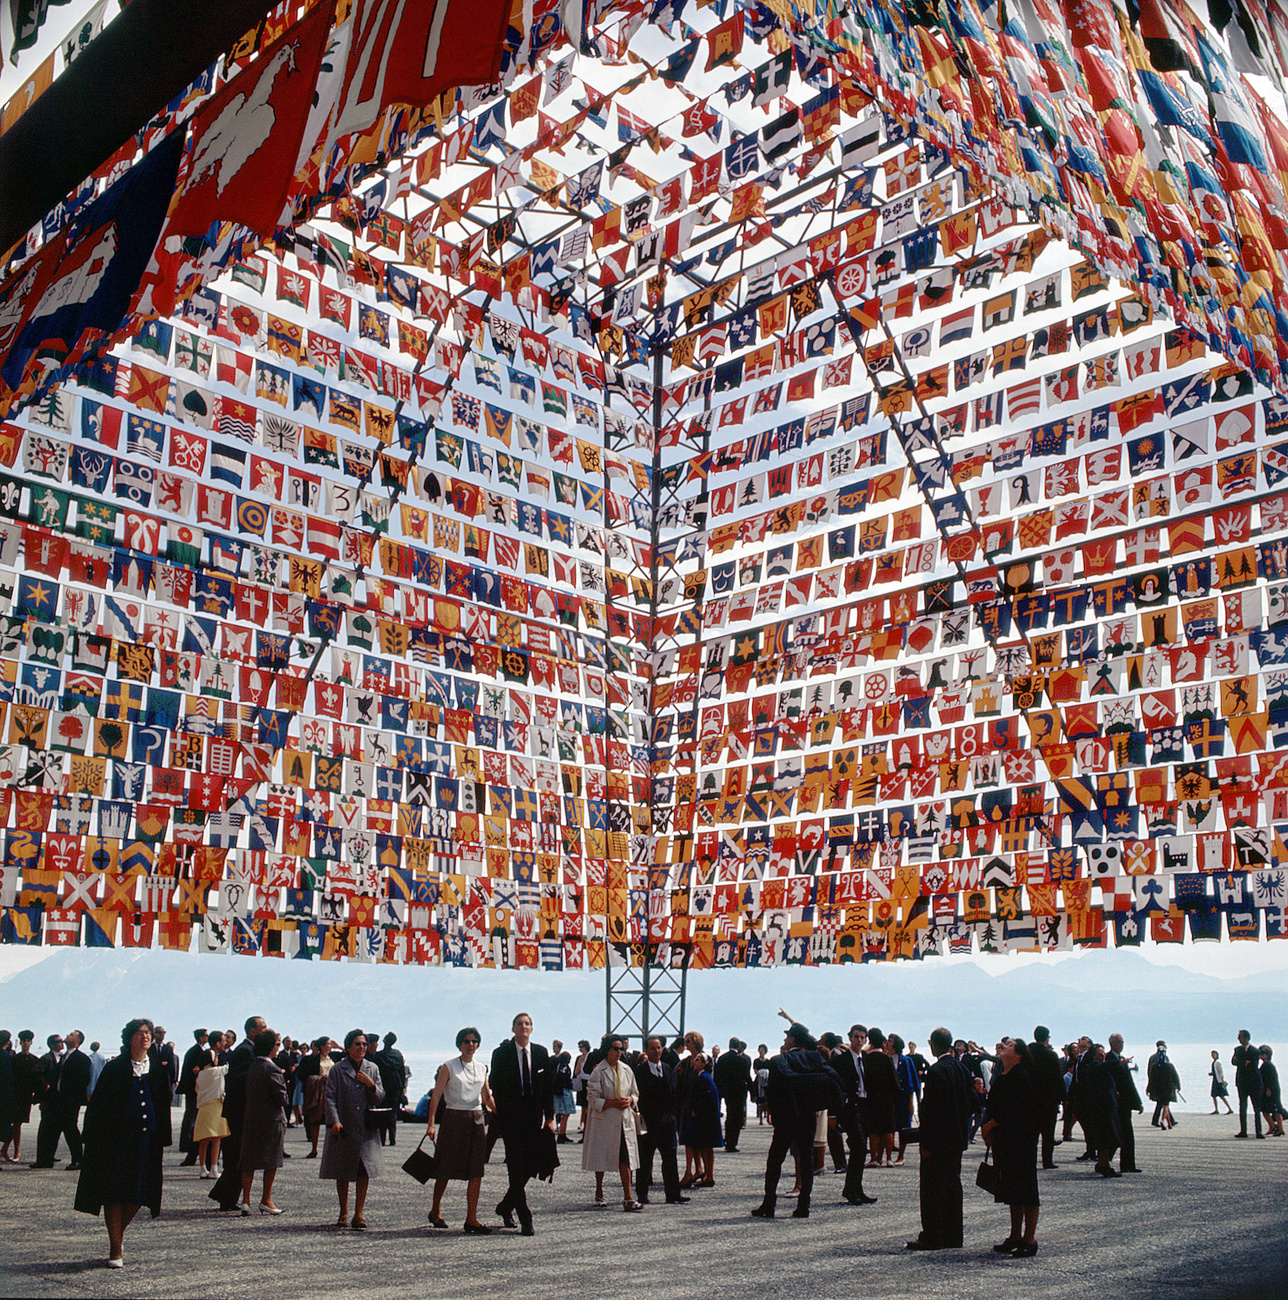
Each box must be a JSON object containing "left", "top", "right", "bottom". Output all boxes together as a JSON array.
[
  {"left": 862, "top": 1028, "right": 899, "bottom": 1167},
  {"left": 320, "top": 1029, "right": 384, "bottom": 1229},
  {"left": 239, "top": 1029, "right": 287, "bottom": 1215},
  {"left": 981, "top": 1037, "right": 1040, "bottom": 1258},
  {"left": 681, "top": 1054, "right": 723, "bottom": 1187},
  {"left": 1260, "top": 1046, "right": 1284, "bottom": 1136},
  {"left": 1082, "top": 1043, "right": 1124, "bottom": 1175},
  {"left": 75, "top": 1018, "right": 165, "bottom": 1269}
]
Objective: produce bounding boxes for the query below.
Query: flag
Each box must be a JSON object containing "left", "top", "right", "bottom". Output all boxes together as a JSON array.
[
  {"left": 333, "top": 0, "right": 509, "bottom": 140},
  {"left": 2, "top": 130, "right": 183, "bottom": 394},
  {"left": 168, "top": 3, "right": 335, "bottom": 238}
]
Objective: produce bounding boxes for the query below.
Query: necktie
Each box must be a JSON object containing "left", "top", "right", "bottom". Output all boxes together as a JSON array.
[{"left": 521, "top": 1046, "right": 530, "bottom": 1094}]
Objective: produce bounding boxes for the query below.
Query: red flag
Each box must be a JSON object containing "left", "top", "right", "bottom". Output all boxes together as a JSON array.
[
  {"left": 168, "top": 2, "right": 336, "bottom": 238},
  {"left": 333, "top": 0, "right": 510, "bottom": 141}
]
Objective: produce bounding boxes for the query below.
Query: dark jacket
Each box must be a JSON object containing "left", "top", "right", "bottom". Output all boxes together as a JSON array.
[
  {"left": 766, "top": 1048, "right": 844, "bottom": 1127},
  {"left": 240, "top": 1056, "right": 287, "bottom": 1171},
  {"left": 490, "top": 1040, "right": 554, "bottom": 1132},
  {"left": 178, "top": 1044, "right": 207, "bottom": 1100},
  {"left": 921, "top": 1052, "right": 972, "bottom": 1154},
  {"left": 221, "top": 1038, "right": 256, "bottom": 1126},
  {"left": 372, "top": 1046, "right": 407, "bottom": 1106},
  {"left": 1107, "top": 1051, "right": 1142, "bottom": 1111},
  {"left": 1029, "top": 1042, "right": 1066, "bottom": 1112},
  {"left": 633, "top": 1058, "right": 679, "bottom": 1137},
  {"left": 831, "top": 1048, "right": 865, "bottom": 1122},
  {"left": 60, "top": 1048, "right": 92, "bottom": 1110},
  {"left": 1233, "top": 1043, "right": 1261, "bottom": 1092},
  {"left": 74, "top": 1055, "right": 165, "bottom": 1218},
  {"left": 713, "top": 1050, "right": 752, "bottom": 1105}
]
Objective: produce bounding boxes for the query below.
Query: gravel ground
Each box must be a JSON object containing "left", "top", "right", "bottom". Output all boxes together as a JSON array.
[{"left": 0, "top": 1111, "right": 1284, "bottom": 1298}]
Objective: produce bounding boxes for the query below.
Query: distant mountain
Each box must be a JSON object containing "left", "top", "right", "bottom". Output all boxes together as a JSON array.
[{"left": 0, "top": 947, "right": 1283, "bottom": 1054}]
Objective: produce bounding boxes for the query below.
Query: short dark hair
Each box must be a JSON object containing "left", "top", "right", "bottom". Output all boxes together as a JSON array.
[
  {"left": 194, "top": 1028, "right": 207, "bottom": 1041},
  {"left": 889, "top": 1034, "right": 905, "bottom": 1054},
  {"left": 343, "top": 1028, "right": 366, "bottom": 1051},
  {"left": 244, "top": 1015, "right": 264, "bottom": 1037},
  {"left": 512, "top": 1012, "right": 532, "bottom": 1030},
  {"left": 646, "top": 1036, "right": 664, "bottom": 1049},
  {"left": 384, "top": 1032, "right": 397, "bottom": 1046},
  {"left": 253, "top": 1030, "right": 277, "bottom": 1057},
  {"left": 456, "top": 1026, "right": 481, "bottom": 1048},
  {"left": 785, "top": 1023, "right": 816, "bottom": 1049},
  {"left": 1010, "top": 1038, "right": 1033, "bottom": 1069},
  {"left": 929, "top": 1028, "right": 953, "bottom": 1056},
  {"left": 47, "top": 1033, "right": 62, "bottom": 1048},
  {"left": 0, "top": 1030, "right": 10, "bottom": 1048},
  {"left": 868, "top": 1028, "right": 886, "bottom": 1049},
  {"left": 18, "top": 1030, "right": 33, "bottom": 1042},
  {"left": 121, "top": 1019, "right": 153, "bottom": 1051},
  {"left": 729, "top": 1036, "right": 740, "bottom": 1049},
  {"left": 849, "top": 1024, "right": 867, "bottom": 1038},
  {"left": 1033, "top": 1026, "right": 1050, "bottom": 1043}
]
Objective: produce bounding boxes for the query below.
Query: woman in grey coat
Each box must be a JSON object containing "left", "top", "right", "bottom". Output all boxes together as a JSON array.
[
  {"left": 240, "top": 1030, "right": 287, "bottom": 1216},
  {"left": 320, "top": 1029, "right": 384, "bottom": 1229}
]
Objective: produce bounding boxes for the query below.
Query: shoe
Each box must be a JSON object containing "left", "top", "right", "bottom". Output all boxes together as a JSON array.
[
  {"left": 1042, "top": 1163, "right": 1057, "bottom": 1170},
  {"left": 993, "top": 1237, "right": 1020, "bottom": 1253},
  {"left": 240, "top": 1203, "right": 252, "bottom": 1216},
  {"left": 1011, "top": 1242, "right": 1039, "bottom": 1258},
  {"left": 180, "top": 1158, "right": 198, "bottom": 1167},
  {"left": 495, "top": 1201, "right": 516, "bottom": 1228},
  {"left": 1076, "top": 1152, "right": 1095, "bottom": 1161},
  {"left": 697, "top": 1178, "right": 715, "bottom": 1188},
  {"left": 1256, "top": 1134, "right": 1267, "bottom": 1139},
  {"left": 725, "top": 1147, "right": 739, "bottom": 1154},
  {"left": 678, "top": 1176, "right": 694, "bottom": 1190},
  {"left": 623, "top": 1200, "right": 643, "bottom": 1212},
  {"left": 791, "top": 1206, "right": 810, "bottom": 1218},
  {"left": 557, "top": 1135, "right": 571, "bottom": 1144},
  {"left": 67, "top": 1163, "right": 81, "bottom": 1170},
  {"left": 666, "top": 1196, "right": 690, "bottom": 1204},
  {"left": 28, "top": 1162, "right": 53, "bottom": 1169},
  {"left": 1099, "top": 1168, "right": 1122, "bottom": 1178},
  {"left": 521, "top": 1223, "right": 534, "bottom": 1236},
  {"left": 259, "top": 1203, "right": 283, "bottom": 1215},
  {"left": 905, "top": 1239, "right": 941, "bottom": 1250},
  {"left": 1122, "top": 1167, "right": 1142, "bottom": 1173},
  {"left": 463, "top": 1221, "right": 491, "bottom": 1234},
  {"left": 428, "top": 1214, "right": 448, "bottom": 1228},
  {"left": 282, "top": 1151, "right": 292, "bottom": 1158},
  {"left": 306, "top": 1151, "right": 317, "bottom": 1158},
  {"left": 335, "top": 1216, "right": 348, "bottom": 1229},
  {"left": 352, "top": 1216, "right": 367, "bottom": 1231},
  {"left": 1236, "top": 1132, "right": 1248, "bottom": 1138},
  {"left": 750, "top": 1203, "right": 775, "bottom": 1218},
  {"left": 106, "top": 1258, "right": 124, "bottom": 1269}
]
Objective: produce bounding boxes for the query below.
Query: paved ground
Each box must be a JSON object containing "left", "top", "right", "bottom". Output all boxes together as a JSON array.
[{"left": 0, "top": 1113, "right": 1284, "bottom": 1298}]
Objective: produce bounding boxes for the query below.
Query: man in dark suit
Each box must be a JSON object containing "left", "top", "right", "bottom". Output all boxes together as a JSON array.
[
  {"left": 31, "top": 1033, "right": 65, "bottom": 1168},
  {"left": 1233, "top": 1030, "right": 1263, "bottom": 1138},
  {"left": 751, "top": 1023, "right": 843, "bottom": 1220},
  {"left": 906, "top": 1026, "right": 972, "bottom": 1251},
  {"left": 832, "top": 1023, "right": 876, "bottom": 1206},
  {"left": 1068, "top": 1036, "right": 1096, "bottom": 1158},
  {"left": 712, "top": 1038, "right": 752, "bottom": 1153},
  {"left": 58, "top": 1030, "right": 91, "bottom": 1170},
  {"left": 490, "top": 1012, "right": 553, "bottom": 1236},
  {"left": 209, "top": 1014, "right": 264, "bottom": 1211},
  {"left": 178, "top": 1029, "right": 209, "bottom": 1165},
  {"left": 633, "top": 1035, "right": 688, "bottom": 1205},
  {"left": 372, "top": 1032, "right": 408, "bottom": 1146},
  {"left": 1030, "top": 1026, "right": 1066, "bottom": 1169},
  {"left": 1107, "top": 1034, "right": 1142, "bottom": 1173}
]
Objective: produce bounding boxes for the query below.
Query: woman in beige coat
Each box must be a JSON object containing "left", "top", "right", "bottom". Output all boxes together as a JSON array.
[{"left": 582, "top": 1036, "right": 643, "bottom": 1211}]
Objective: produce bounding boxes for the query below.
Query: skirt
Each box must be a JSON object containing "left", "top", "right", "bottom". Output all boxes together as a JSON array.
[
  {"left": 435, "top": 1109, "right": 487, "bottom": 1181},
  {"left": 194, "top": 1100, "right": 230, "bottom": 1142},
  {"left": 1211, "top": 1080, "right": 1229, "bottom": 1098},
  {"left": 553, "top": 1089, "right": 577, "bottom": 1116}
]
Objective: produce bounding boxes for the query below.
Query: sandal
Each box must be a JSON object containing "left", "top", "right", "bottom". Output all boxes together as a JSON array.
[
  {"left": 335, "top": 1215, "right": 349, "bottom": 1228},
  {"left": 428, "top": 1213, "right": 448, "bottom": 1229},
  {"left": 623, "top": 1199, "right": 643, "bottom": 1211},
  {"left": 352, "top": 1216, "right": 368, "bottom": 1231}
]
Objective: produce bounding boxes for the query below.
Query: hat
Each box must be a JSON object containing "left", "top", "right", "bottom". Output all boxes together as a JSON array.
[{"left": 1156, "top": 1040, "right": 1166, "bottom": 1048}]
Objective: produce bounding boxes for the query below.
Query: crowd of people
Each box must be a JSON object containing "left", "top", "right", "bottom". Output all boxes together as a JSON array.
[{"left": 0, "top": 1015, "right": 1281, "bottom": 1267}]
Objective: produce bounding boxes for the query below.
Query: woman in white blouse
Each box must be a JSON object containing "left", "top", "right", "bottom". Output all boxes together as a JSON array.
[
  {"left": 192, "top": 1047, "right": 229, "bottom": 1178},
  {"left": 425, "top": 1027, "right": 495, "bottom": 1233}
]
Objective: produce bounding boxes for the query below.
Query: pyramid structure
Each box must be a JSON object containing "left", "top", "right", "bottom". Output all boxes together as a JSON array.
[{"left": 1, "top": 0, "right": 1287, "bottom": 966}]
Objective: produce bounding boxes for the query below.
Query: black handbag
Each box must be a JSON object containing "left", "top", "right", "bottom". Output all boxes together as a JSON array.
[
  {"left": 402, "top": 1135, "right": 438, "bottom": 1184},
  {"left": 976, "top": 1148, "right": 999, "bottom": 1196}
]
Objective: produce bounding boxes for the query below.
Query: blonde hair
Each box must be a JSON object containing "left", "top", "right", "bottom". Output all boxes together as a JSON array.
[{"left": 685, "top": 1031, "right": 705, "bottom": 1052}]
